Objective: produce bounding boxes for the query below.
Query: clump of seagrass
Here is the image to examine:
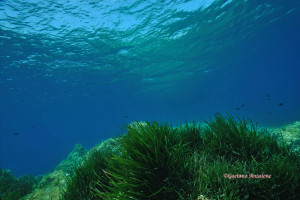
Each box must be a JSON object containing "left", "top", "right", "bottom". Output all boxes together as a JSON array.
[
  {"left": 0, "top": 168, "right": 38, "bottom": 200},
  {"left": 191, "top": 114, "right": 300, "bottom": 199},
  {"left": 60, "top": 149, "right": 112, "bottom": 200},
  {"left": 94, "top": 121, "right": 198, "bottom": 199}
]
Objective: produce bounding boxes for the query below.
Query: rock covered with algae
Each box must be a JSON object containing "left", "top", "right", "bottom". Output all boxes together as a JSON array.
[
  {"left": 55, "top": 144, "right": 87, "bottom": 173},
  {"left": 268, "top": 121, "right": 300, "bottom": 152},
  {"left": 21, "top": 144, "right": 88, "bottom": 200},
  {"left": 20, "top": 170, "right": 66, "bottom": 200}
]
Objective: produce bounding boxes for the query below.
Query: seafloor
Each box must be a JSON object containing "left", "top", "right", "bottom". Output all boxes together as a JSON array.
[{"left": 17, "top": 120, "right": 300, "bottom": 200}]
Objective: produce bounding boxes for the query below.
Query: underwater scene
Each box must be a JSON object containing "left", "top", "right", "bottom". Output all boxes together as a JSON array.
[{"left": 0, "top": 0, "right": 299, "bottom": 199}]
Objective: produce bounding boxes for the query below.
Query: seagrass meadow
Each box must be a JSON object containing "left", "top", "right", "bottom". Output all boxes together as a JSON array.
[
  {"left": 58, "top": 115, "right": 300, "bottom": 200},
  {"left": 1, "top": 115, "right": 300, "bottom": 200}
]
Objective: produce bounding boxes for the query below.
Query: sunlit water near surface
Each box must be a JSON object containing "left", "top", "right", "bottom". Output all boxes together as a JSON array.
[{"left": 0, "top": 0, "right": 299, "bottom": 176}]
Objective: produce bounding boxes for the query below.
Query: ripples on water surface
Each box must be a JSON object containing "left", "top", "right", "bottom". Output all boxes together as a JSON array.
[{"left": 0, "top": 0, "right": 299, "bottom": 175}]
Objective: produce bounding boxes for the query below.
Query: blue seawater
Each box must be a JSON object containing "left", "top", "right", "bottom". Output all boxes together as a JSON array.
[{"left": 0, "top": 0, "right": 299, "bottom": 176}]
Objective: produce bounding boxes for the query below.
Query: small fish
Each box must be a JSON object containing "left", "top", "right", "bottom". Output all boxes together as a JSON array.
[
  {"left": 124, "top": 115, "right": 129, "bottom": 119},
  {"left": 279, "top": 103, "right": 284, "bottom": 106},
  {"left": 266, "top": 94, "right": 270, "bottom": 97},
  {"left": 268, "top": 112, "right": 272, "bottom": 115},
  {"left": 13, "top": 132, "right": 19, "bottom": 136},
  {"left": 32, "top": 125, "right": 36, "bottom": 128},
  {"left": 235, "top": 107, "right": 240, "bottom": 111},
  {"left": 241, "top": 104, "right": 245, "bottom": 108}
]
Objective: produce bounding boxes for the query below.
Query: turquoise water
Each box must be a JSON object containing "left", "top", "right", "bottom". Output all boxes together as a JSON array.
[{"left": 0, "top": 0, "right": 299, "bottom": 176}]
